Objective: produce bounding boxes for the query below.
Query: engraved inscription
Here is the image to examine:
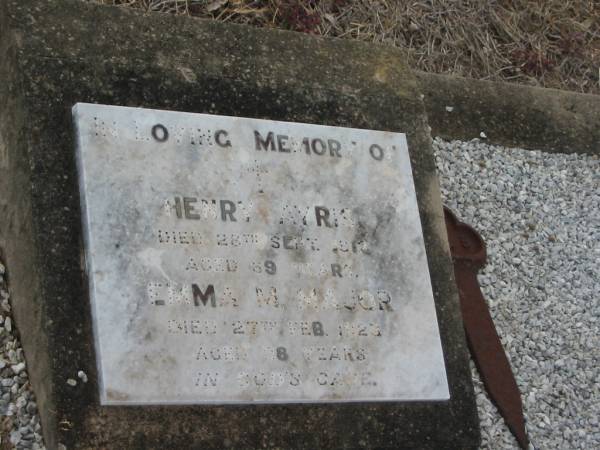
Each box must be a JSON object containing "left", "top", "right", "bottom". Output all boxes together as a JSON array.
[{"left": 74, "top": 103, "right": 449, "bottom": 405}]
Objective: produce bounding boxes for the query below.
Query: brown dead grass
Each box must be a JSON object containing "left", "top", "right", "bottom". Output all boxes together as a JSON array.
[{"left": 90, "top": 0, "right": 600, "bottom": 94}]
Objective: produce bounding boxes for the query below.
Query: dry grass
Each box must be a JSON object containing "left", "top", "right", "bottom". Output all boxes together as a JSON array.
[{"left": 90, "top": 0, "right": 600, "bottom": 94}]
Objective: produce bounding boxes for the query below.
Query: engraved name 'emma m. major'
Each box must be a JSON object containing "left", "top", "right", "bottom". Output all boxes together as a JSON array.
[{"left": 74, "top": 103, "right": 449, "bottom": 405}]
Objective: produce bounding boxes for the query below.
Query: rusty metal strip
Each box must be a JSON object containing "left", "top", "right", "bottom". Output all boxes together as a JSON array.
[{"left": 444, "top": 206, "right": 530, "bottom": 450}]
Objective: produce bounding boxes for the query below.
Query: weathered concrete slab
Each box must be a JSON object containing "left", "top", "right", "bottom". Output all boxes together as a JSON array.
[
  {"left": 418, "top": 72, "right": 600, "bottom": 155},
  {"left": 0, "top": 0, "right": 478, "bottom": 448}
]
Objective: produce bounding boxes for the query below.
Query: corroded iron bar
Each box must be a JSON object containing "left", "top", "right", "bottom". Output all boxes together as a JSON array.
[{"left": 444, "top": 207, "right": 529, "bottom": 450}]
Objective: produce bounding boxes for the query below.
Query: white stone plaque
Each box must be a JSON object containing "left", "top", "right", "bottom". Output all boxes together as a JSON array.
[{"left": 73, "top": 103, "right": 449, "bottom": 405}]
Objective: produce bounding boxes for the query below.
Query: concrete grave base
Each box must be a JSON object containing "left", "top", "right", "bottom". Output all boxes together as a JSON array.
[
  {"left": 417, "top": 72, "right": 600, "bottom": 155},
  {"left": 0, "top": 0, "right": 479, "bottom": 448}
]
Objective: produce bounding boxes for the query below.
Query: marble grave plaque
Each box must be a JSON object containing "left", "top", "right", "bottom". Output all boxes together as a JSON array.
[{"left": 73, "top": 103, "right": 449, "bottom": 405}]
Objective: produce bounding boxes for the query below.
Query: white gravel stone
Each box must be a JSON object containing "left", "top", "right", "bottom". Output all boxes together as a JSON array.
[
  {"left": 11, "top": 363, "right": 25, "bottom": 375},
  {"left": 77, "top": 371, "right": 88, "bottom": 383},
  {"left": 434, "top": 138, "right": 600, "bottom": 450},
  {"left": 9, "top": 430, "right": 21, "bottom": 445}
]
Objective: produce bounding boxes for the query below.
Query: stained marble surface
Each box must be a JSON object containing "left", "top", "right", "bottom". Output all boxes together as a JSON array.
[{"left": 73, "top": 103, "right": 448, "bottom": 405}]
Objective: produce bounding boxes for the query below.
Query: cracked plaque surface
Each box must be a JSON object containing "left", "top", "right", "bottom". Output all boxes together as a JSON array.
[{"left": 73, "top": 103, "right": 448, "bottom": 405}]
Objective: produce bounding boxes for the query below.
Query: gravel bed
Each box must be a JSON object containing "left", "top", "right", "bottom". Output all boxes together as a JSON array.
[
  {"left": 434, "top": 138, "right": 600, "bottom": 450},
  {"left": 0, "top": 265, "right": 44, "bottom": 450},
  {"left": 0, "top": 139, "right": 598, "bottom": 449}
]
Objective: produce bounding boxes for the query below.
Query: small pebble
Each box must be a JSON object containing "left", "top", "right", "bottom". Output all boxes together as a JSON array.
[
  {"left": 9, "top": 429, "right": 21, "bottom": 445},
  {"left": 77, "top": 370, "right": 88, "bottom": 383},
  {"left": 12, "top": 362, "right": 25, "bottom": 375},
  {"left": 26, "top": 402, "right": 37, "bottom": 415}
]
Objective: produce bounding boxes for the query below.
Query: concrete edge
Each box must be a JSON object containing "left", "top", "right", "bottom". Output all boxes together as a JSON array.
[{"left": 417, "top": 71, "right": 600, "bottom": 156}]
